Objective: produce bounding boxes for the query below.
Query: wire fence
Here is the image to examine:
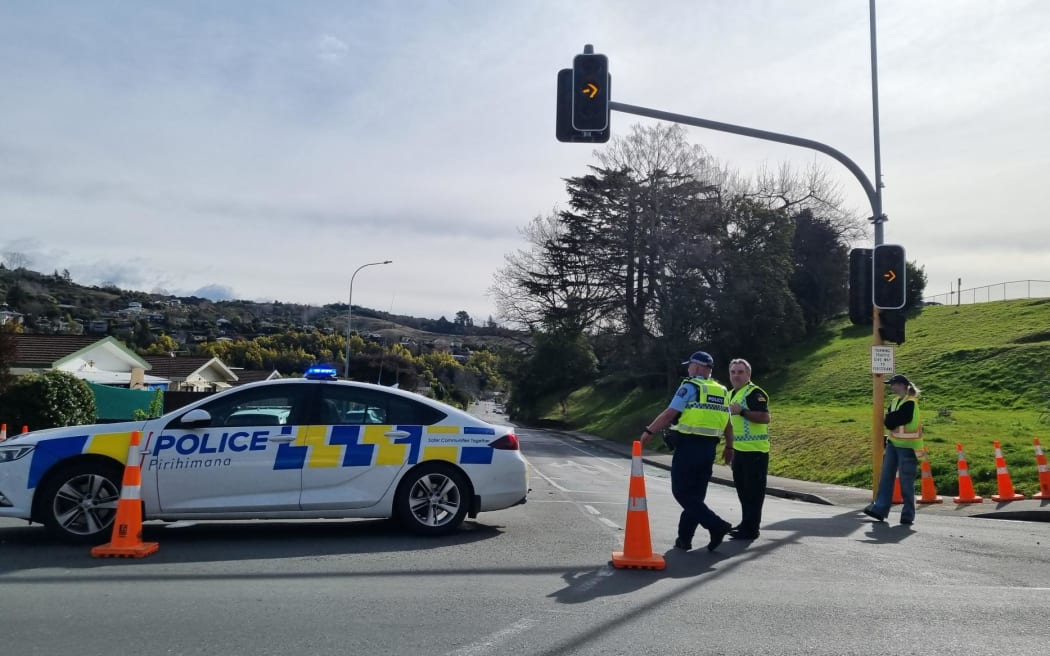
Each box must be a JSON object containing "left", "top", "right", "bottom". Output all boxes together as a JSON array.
[{"left": 923, "top": 280, "right": 1050, "bottom": 306}]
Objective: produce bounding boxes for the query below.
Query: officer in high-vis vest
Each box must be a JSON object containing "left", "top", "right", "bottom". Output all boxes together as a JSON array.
[
  {"left": 863, "top": 374, "right": 924, "bottom": 525},
  {"left": 727, "top": 358, "right": 770, "bottom": 540},
  {"left": 640, "top": 351, "right": 735, "bottom": 552}
]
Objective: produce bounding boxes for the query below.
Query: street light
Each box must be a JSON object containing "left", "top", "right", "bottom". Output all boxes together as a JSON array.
[{"left": 344, "top": 260, "right": 392, "bottom": 378}]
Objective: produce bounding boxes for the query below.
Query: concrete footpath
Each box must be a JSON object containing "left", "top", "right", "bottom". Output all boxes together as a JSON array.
[{"left": 554, "top": 429, "right": 1050, "bottom": 523}]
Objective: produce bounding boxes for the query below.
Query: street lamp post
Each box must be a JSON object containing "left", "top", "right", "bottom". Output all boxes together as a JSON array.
[{"left": 344, "top": 260, "right": 392, "bottom": 379}]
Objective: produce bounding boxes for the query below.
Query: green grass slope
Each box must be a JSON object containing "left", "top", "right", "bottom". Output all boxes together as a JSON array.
[{"left": 541, "top": 299, "right": 1050, "bottom": 497}]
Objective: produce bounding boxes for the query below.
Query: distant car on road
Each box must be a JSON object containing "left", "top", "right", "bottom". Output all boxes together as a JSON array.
[{"left": 0, "top": 368, "right": 529, "bottom": 543}]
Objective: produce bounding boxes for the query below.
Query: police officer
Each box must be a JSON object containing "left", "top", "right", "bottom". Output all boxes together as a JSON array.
[
  {"left": 727, "top": 358, "right": 770, "bottom": 540},
  {"left": 863, "top": 373, "right": 923, "bottom": 525},
  {"left": 640, "top": 351, "right": 734, "bottom": 552}
]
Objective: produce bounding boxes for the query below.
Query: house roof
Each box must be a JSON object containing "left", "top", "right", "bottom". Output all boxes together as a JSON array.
[
  {"left": 144, "top": 355, "right": 239, "bottom": 381},
  {"left": 12, "top": 335, "right": 149, "bottom": 369},
  {"left": 230, "top": 369, "right": 282, "bottom": 385}
]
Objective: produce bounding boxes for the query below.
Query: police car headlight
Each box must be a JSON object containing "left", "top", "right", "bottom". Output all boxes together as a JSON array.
[{"left": 0, "top": 445, "right": 34, "bottom": 463}]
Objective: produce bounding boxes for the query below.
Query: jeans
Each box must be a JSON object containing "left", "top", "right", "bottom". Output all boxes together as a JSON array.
[
  {"left": 871, "top": 445, "right": 919, "bottom": 521},
  {"left": 670, "top": 435, "right": 729, "bottom": 542},
  {"left": 731, "top": 450, "right": 769, "bottom": 533}
]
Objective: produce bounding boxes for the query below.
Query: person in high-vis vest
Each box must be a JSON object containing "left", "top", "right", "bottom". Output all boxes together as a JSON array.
[
  {"left": 727, "top": 358, "right": 770, "bottom": 540},
  {"left": 640, "top": 351, "right": 735, "bottom": 552},
  {"left": 863, "top": 374, "right": 924, "bottom": 525}
]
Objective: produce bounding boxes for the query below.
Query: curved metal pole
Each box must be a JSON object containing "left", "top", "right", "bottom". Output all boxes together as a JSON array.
[
  {"left": 608, "top": 101, "right": 879, "bottom": 216},
  {"left": 344, "top": 260, "right": 392, "bottom": 379}
]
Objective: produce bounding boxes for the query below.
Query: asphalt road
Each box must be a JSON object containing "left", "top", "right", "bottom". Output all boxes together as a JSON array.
[{"left": 1, "top": 409, "right": 1047, "bottom": 656}]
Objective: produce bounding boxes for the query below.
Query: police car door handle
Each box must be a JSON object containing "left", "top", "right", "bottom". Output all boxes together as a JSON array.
[
  {"left": 384, "top": 430, "right": 411, "bottom": 439},
  {"left": 269, "top": 434, "right": 297, "bottom": 443}
]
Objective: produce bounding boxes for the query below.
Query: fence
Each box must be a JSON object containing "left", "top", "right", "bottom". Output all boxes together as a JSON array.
[{"left": 923, "top": 280, "right": 1050, "bottom": 306}]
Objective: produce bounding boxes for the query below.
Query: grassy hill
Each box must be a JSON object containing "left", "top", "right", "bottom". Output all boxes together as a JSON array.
[{"left": 540, "top": 299, "right": 1050, "bottom": 497}]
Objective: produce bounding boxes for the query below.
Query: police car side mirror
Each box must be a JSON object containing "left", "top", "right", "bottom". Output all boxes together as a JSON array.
[{"left": 179, "top": 408, "right": 212, "bottom": 427}]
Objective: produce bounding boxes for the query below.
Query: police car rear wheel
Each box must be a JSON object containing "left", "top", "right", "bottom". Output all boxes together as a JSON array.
[
  {"left": 39, "top": 461, "right": 123, "bottom": 544},
  {"left": 395, "top": 464, "right": 470, "bottom": 536}
]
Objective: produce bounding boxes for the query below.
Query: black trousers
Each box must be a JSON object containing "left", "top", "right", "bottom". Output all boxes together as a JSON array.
[
  {"left": 670, "top": 435, "right": 729, "bottom": 542},
  {"left": 731, "top": 450, "right": 769, "bottom": 533}
]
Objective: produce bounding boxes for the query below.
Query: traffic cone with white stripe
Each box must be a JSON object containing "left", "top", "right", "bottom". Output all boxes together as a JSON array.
[
  {"left": 611, "top": 441, "right": 665, "bottom": 570},
  {"left": 0, "top": 423, "right": 6, "bottom": 442},
  {"left": 917, "top": 452, "right": 943, "bottom": 504},
  {"left": 952, "top": 443, "right": 983, "bottom": 504},
  {"left": 991, "top": 440, "right": 1026, "bottom": 502},
  {"left": 1033, "top": 438, "right": 1050, "bottom": 500},
  {"left": 891, "top": 472, "right": 903, "bottom": 504},
  {"left": 91, "top": 431, "right": 159, "bottom": 558}
]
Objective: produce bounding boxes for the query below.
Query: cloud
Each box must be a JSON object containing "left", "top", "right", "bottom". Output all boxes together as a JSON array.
[
  {"left": 315, "top": 34, "right": 349, "bottom": 62},
  {"left": 192, "top": 284, "right": 237, "bottom": 301},
  {"left": 0, "top": 1, "right": 1047, "bottom": 321}
]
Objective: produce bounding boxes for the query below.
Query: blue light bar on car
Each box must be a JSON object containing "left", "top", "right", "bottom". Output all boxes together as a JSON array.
[{"left": 305, "top": 366, "right": 339, "bottom": 380}]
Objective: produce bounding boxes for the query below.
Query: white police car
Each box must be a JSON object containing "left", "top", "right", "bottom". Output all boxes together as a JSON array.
[{"left": 0, "top": 368, "right": 529, "bottom": 543}]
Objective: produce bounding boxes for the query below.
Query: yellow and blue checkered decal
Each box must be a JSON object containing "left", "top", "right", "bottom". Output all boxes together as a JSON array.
[
  {"left": 27, "top": 432, "right": 135, "bottom": 489},
  {"left": 24, "top": 425, "right": 499, "bottom": 488},
  {"left": 274, "top": 424, "right": 497, "bottom": 469}
]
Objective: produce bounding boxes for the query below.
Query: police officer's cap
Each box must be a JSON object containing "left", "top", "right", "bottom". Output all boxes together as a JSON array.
[
  {"left": 885, "top": 374, "right": 911, "bottom": 386},
  {"left": 681, "top": 351, "right": 714, "bottom": 367}
]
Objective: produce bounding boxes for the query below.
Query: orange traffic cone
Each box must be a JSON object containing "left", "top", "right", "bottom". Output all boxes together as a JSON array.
[
  {"left": 917, "top": 453, "right": 943, "bottom": 504},
  {"left": 991, "top": 441, "right": 1026, "bottom": 502},
  {"left": 1033, "top": 438, "right": 1050, "bottom": 500},
  {"left": 91, "top": 431, "right": 159, "bottom": 558},
  {"left": 891, "top": 472, "right": 903, "bottom": 504},
  {"left": 21, "top": 425, "right": 28, "bottom": 434},
  {"left": 953, "top": 443, "right": 983, "bottom": 504},
  {"left": 611, "top": 441, "right": 665, "bottom": 570},
  {"left": 0, "top": 423, "right": 6, "bottom": 442}
]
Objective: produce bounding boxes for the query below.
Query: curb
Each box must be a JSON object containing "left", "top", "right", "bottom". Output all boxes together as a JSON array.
[
  {"left": 508, "top": 418, "right": 1050, "bottom": 522},
  {"left": 561, "top": 430, "right": 836, "bottom": 506}
]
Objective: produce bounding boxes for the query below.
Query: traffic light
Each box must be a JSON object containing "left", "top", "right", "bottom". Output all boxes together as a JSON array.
[
  {"left": 873, "top": 244, "right": 906, "bottom": 310},
  {"left": 572, "top": 52, "right": 609, "bottom": 132},
  {"left": 849, "top": 248, "right": 873, "bottom": 325},
  {"left": 879, "top": 309, "right": 906, "bottom": 345},
  {"left": 556, "top": 68, "right": 610, "bottom": 143}
]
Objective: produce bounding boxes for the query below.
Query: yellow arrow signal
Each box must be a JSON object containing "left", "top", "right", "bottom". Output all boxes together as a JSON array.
[
  {"left": 582, "top": 82, "right": 599, "bottom": 99},
  {"left": 884, "top": 270, "right": 897, "bottom": 283}
]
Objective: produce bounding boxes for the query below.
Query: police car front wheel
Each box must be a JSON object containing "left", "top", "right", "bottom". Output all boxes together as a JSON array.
[
  {"left": 37, "top": 460, "right": 123, "bottom": 544},
  {"left": 395, "top": 463, "right": 471, "bottom": 536}
]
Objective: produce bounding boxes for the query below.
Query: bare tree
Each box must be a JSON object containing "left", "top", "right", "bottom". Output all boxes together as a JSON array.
[
  {"left": 1, "top": 251, "right": 31, "bottom": 271},
  {"left": 490, "top": 211, "right": 608, "bottom": 333},
  {"left": 733, "top": 161, "right": 868, "bottom": 243}
]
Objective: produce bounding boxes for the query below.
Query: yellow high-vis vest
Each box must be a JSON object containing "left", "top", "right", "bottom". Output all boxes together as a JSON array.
[
  {"left": 888, "top": 395, "right": 923, "bottom": 452},
  {"left": 729, "top": 382, "right": 769, "bottom": 453},
  {"left": 672, "top": 377, "right": 730, "bottom": 438}
]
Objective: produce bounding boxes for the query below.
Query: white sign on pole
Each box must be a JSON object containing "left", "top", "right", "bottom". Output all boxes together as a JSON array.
[{"left": 871, "top": 346, "right": 895, "bottom": 375}]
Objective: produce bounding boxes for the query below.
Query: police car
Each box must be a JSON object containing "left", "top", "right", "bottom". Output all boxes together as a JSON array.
[{"left": 0, "top": 368, "right": 529, "bottom": 543}]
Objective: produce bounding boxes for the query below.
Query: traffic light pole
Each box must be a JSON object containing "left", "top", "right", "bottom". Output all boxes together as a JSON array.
[
  {"left": 608, "top": 97, "right": 888, "bottom": 497},
  {"left": 607, "top": 101, "right": 879, "bottom": 211},
  {"left": 608, "top": 3, "right": 888, "bottom": 494},
  {"left": 869, "top": 0, "right": 887, "bottom": 499}
]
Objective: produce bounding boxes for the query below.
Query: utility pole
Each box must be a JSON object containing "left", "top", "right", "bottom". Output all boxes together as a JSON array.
[
  {"left": 869, "top": 0, "right": 888, "bottom": 496},
  {"left": 562, "top": 1, "right": 893, "bottom": 492}
]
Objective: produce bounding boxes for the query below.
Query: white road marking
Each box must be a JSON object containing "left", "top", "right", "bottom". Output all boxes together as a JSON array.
[
  {"left": 528, "top": 464, "right": 570, "bottom": 492},
  {"left": 569, "top": 566, "right": 616, "bottom": 595},
  {"left": 583, "top": 505, "right": 601, "bottom": 515},
  {"left": 445, "top": 618, "right": 538, "bottom": 656},
  {"left": 548, "top": 439, "right": 629, "bottom": 471},
  {"left": 598, "top": 517, "right": 620, "bottom": 530},
  {"left": 528, "top": 499, "right": 623, "bottom": 505}
]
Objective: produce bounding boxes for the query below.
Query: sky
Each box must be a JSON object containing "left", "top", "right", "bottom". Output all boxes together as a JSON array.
[{"left": 2, "top": 1, "right": 1048, "bottom": 321}]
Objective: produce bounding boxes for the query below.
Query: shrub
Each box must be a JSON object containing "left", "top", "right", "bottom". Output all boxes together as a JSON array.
[{"left": 0, "top": 370, "right": 96, "bottom": 430}]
